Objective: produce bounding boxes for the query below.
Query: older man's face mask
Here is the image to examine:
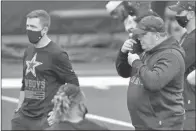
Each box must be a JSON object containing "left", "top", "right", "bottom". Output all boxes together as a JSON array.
[{"left": 175, "top": 10, "right": 190, "bottom": 28}]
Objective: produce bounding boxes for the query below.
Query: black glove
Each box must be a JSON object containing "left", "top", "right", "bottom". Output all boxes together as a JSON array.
[{"left": 129, "top": 37, "right": 144, "bottom": 55}]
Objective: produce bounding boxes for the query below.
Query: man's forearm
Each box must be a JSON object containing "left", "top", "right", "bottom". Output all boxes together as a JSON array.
[
  {"left": 116, "top": 50, "right": 131, "bottom": 78},
  {"left": 17, "top": 91, "right": 25, "bottom": 109}
]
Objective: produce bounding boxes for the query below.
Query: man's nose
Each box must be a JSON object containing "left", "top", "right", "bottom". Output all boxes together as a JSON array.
[
  {"left": 26, "top": 27, "right": 31, "bottom": 30},
  {"left": 26, "top": 26, "right": 33, "bottom": 31}
]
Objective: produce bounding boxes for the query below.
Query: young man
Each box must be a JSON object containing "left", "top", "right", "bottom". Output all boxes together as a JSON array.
[
  {"left": 117, "top": 15, "right": 186, "bottom": 130},
  {"left": 45, "top": 83, "right": 108, "bottom": 130},
  {"left": 169, "top": 1, "right": 196, "bottom": 130},
  {"left": 11, "top": 10, "right": 79, "bottom": 130}
]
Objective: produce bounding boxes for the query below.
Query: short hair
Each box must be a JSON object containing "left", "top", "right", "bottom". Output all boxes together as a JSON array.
[{"left": 26, "top": 9, "right": 51, "bottom": 29}]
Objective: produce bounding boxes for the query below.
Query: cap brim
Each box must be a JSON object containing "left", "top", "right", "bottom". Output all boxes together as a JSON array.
[
  {"left": 132, "top": 28, "right": 147, "bottom": 36},
  {"left": 168, "top": 4, "right": 184, "bottom": 13},
  {"left": 105, "top": 1, "right": 123, "bottom": 13}
]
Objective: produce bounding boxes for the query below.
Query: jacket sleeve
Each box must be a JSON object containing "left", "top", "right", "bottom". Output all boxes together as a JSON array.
[
  {"left": 53, "top": 51, "right": 79, "bottom": 86},
  {"left": 21, "top": 50, "right": 27, "bottom": 91},
  {"left": 182, "top": 38, "right": 195, "bottom": 73},
  {"left": 115, "top": 50, "right": 131, "bottom": 78},
  {"left": 132, "top": 53, "right": 181, "bottom": 91}
]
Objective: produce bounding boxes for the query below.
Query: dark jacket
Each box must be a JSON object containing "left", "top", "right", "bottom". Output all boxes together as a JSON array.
[
  {"left": 116, "top": 37, "right": 185, "bottom": 130},
  {"left": 181, "top": 29, "right": 196, "bottom": 111},
  {"left": 20, "top": 41, "right": 79, "bottom": 118}
]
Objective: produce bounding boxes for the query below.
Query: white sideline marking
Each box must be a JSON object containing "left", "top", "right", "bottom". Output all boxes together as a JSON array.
[
  {"left": 86, "top": 114, "right": 135, "bottom": 129},
  {"left": 2, "top": 96, "right": 135, "bottom": 129},
  {"left": 2, "top": 96, "right": 19, "bottom": 103},
  {"left": 2, "top": 77, "right": 129, "bottom": 90}
]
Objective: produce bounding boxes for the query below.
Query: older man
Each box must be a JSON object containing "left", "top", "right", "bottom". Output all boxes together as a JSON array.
[
  {"left": 117, "top": 15, "right": 186, "bottom": 130},
  {"left": 11, "top": 10, "right": 79, "bottom": 130}
]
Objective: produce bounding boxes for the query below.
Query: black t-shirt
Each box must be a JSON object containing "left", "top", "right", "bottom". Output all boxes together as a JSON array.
[
  {"left": 45, "top": 118, "right": 108, "bottom": 130},
  {"left": 20, "top": 41, "right": 79, "bottom": 118},
  {"left": 181, "top": 29, "right": 196, "bottom": 111}
]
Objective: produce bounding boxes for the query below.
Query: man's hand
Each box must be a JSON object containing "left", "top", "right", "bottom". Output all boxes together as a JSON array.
[
  {"left": 128, "top": 52, "right": 140, "bottom": 66},
  {"left": 14, "top": 104, "right": 22, "bottom": 113},
  {"left": 14, "top": 108, "right": 20, "bottom": 113},
  {"left": 47, "top": 111, "right": 56, "bottom": 126},
  {"left": 15, "top": 91, "right": 24, "bottom": 113},
  {"left": 121, "top": 39, "right": 137, "bottom": 53}
]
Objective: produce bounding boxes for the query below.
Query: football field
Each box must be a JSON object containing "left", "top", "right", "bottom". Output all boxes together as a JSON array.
[{"left": 1, "top": 63, "right": 134, "bottom": 130}]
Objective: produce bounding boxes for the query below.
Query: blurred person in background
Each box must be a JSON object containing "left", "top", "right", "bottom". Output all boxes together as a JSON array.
[
  {"left": 105, "top": 1, "right": 159, "bottom": 55},
  {"left": 118, "top": 15, "right": 185, "bottom": 130},
  {"left": 151, "top": 1, "right": 187, "bottom": 44},
  {"left": 164, "top": 6, "right": 187, "bottom": 43},
  {"left": 169, "top": 1, "right": 196, "bottom": 130},
  {"left": 11, "top": 10, "right": 79, "bottom": 130},
  {"left": 187, "top": 70, "right": 195, "bottom": 86},
  {"left": 106, "top": 1, "right": 161, "bottom": 78},
  {"left": 45, "top": 83, "right": 108, "bottom": 130}
]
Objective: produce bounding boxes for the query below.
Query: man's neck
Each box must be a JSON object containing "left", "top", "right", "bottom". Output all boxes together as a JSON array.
[
  {"left": 34, "top": 35, "right": 51, "bottom": 48},
  {"left": 186, "top": 19, "right": 195, "bottom": 34},
  {"left": 147, "top": 36, "right": 168, "bottom": 51}
]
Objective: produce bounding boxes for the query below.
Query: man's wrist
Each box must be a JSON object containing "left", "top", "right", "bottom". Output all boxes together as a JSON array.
[
  {"left": 121, "top": 48, "right": 127, "bottom": 54},
  {"left": 15, "top": 108, "right": 19, "bottom": 113},
  {"left": 16, "top": 104, "right": 21, "bottom": 111}
]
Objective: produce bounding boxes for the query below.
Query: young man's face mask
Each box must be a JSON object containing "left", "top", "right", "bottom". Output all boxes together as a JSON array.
[
  {"left": 175, "top": 11, "right": 190, "bottom": 28},
  {"left": 27, "top": 29, "right": 43, "bottom": 44}
]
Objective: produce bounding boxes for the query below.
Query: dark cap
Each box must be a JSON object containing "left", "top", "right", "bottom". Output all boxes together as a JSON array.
[
  {"left": 132, "top": 15, "right": 165, "bottom": 35},
  {"left": 169, "top": 1, "right": 195, "bottom": 13}
]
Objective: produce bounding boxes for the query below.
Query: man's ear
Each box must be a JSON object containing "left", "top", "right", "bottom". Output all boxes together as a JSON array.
[{"left": 42, "top": 26, "right": 48, "bottom": 35}]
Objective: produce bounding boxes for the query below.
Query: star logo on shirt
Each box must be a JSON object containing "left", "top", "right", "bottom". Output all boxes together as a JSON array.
[{"left": 26, "top": 53, "right": 43, "bottom": 77}]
